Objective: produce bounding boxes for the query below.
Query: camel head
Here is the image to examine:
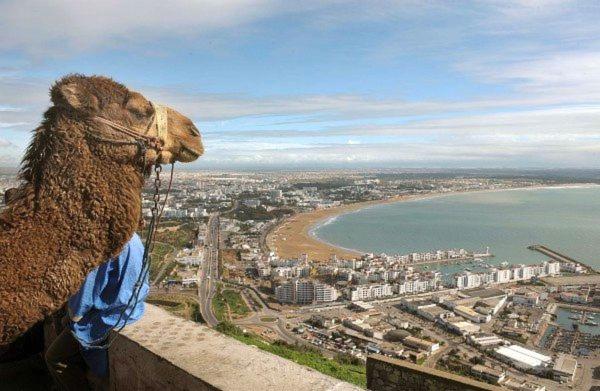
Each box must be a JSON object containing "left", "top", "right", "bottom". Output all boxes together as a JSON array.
[{"left": 50, "top": 74, "right": 203, "bottom": 165}]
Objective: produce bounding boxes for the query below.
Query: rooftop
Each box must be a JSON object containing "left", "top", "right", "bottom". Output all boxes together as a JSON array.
[
  {"left": 553, "top": 354, "right": 577, "bottom": 375},
  {"left": 463, "top": 288, "right": 506, "bottom": 299},
  {"left": 494, "top": 345, "right": 551, "bottom": 368},
  {"left": 471, "top": 364, "right": 504, "bottom": 378}
]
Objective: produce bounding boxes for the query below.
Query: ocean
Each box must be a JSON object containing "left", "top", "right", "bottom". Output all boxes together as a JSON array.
[{"left": 313, "top": 186, "right": 600, "bottom": 271}]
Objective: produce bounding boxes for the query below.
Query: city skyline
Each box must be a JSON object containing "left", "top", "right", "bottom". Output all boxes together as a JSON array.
[{"left": 2, "top": 1, "right": 600, "bottom": 168}]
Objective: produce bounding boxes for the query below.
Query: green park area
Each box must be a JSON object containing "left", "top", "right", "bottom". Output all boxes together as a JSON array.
[
  {"left": 212, "top": 285, "right": 250, "bottom": 321},
  {"left": 153, "top": 223, "right": 197, "bottom": 248},
  {"left": 142, "top": 222, "right": 197, "bottom": 282}
]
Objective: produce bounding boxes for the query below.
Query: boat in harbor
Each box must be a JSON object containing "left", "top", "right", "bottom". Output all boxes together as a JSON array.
[
  {"left": 500, "top": 261, "right": 509, "bottom": 268},
  {"left": 569, "top": 315, "right": 582, "bottom": 320},
  {"left": 585, "top": 320, "right": 598, "bottom": 326}
]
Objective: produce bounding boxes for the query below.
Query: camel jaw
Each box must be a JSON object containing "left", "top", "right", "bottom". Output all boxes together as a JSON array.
[{"left": 158, "top": 145, "right": 202, "bottom": 164}]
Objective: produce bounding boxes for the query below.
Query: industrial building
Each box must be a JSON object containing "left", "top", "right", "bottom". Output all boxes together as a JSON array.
[
  {"left": 445, "top": 319, "right": 480, "bottom": 336},
  {"left": 467, "top": 333, "right": 504, "bottom": 347},
  {"left": 471, "top": 364, "right": 506, "bottom": 384},
  {"left": 454, "top": 305, "right": 491, "bottom": 323},
  {"left": 494, "top": 345, "right": 552, "bottom": 373},
  {"left": 402, "top": 336, "right": 440, "bottom": 354},
  {"left": 552, "top": 354, "right": 577, "bottom": 382}
]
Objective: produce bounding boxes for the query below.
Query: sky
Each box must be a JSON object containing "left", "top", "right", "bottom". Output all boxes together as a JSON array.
[{"left": 1, "top": 0, "right": 600, "bottom": 169}]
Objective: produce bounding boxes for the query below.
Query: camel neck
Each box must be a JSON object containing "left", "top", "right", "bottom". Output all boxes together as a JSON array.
[{"left": 21, "top": 116, "right": 145, "bottom": 260}]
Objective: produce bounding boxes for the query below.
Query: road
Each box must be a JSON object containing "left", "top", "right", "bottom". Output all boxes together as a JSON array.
[{"left": 197, "top": 213, "right": 220, "bottom": 327}]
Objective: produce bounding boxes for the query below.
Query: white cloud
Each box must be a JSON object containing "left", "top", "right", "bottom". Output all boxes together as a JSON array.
[
  {"left": 195, "top": 138, "right": 600, "bottom": 168},
  {"left": 0, "top": 137, "right": 14, "bottom": 147},
  {"left": 3, "top": 71, "right": 600, "bottom": 168},
  {"left": 0, "top": 0, "right": 325, "bottom": 56},
  {"left": 461, "top": 51, "right": 600, "bottom": 100}
]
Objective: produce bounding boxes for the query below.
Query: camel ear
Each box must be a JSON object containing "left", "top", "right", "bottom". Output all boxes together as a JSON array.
[
  {"left": 125, "top": 91, "right": 153, "bottom": 117},
  {"left": 54, "top": 82, "right": 99, "bottom": 112}
]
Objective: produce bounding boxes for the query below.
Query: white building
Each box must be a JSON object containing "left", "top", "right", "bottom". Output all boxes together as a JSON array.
[
  {"left": 561, "top": 262, "right": 585, "bottom": 274},
  {"left": 349, "top": 283, "right": 393, "bottom": 301},
  {"left": 275, "top": 279, "right": 337, "bottom": 304},
  {"left": 494, "top": 345, "right": 552, "bottom": 373},
  {"left": 512, "top": 292, "right": 540, "bottom": 307},
  {"left": 545, "top": 261, "right": 560, "bottom": 276},
  {"left": 314, "top": 282, "right": 338, "bottom": 302},
  {"left": 467, "top": 333, "right": 504, "bottom": 347},
  {"left": 494, "top": 268, "right": 512, "bottom": 283},
  {"left": 454, "top": 272, "right": 487, "bottom": 290},
  {"left": 446, "top": 320, "right": 481, "bottom": 336}
]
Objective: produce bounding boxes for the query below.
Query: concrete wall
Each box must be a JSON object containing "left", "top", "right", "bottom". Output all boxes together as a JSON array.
[
  {"left": 110, "top": 332, "right": 217, "bottom": 390},
  {"left": 109, "top": 304, "right": 360, "bottom": 391},
  {"left": 367, "top": 355, "right": 503, "bottom": 391}
]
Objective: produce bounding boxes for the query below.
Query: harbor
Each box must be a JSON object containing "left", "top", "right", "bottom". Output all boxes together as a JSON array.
[{"left": 539, "top": 306, "right": 600, "bottom": 356}]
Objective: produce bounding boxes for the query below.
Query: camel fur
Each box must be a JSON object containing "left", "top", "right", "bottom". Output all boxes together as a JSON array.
[{"left": 0, "top": 74, "right": 203, "bottom": 346}]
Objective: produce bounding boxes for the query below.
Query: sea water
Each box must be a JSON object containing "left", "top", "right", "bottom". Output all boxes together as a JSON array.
[{"left": 314, "top": 186, "right": 600, "bottom": 271}]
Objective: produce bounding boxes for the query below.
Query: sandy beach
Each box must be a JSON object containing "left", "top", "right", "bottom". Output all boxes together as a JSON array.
[
  {"left": 266, "top": 193, "right": 427, "bottom": 262},
  {"left": 266, "top": 184, "right": 599, "bottom": 262}
]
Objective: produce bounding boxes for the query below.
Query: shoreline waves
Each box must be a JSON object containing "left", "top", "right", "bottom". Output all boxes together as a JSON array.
[{"left": 266, "top": 184, "right": 599, "bottom": 262}]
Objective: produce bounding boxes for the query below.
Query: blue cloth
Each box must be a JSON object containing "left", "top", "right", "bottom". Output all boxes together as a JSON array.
[{"left": 68, "top": 233, "right": 149, "bottom": 377}]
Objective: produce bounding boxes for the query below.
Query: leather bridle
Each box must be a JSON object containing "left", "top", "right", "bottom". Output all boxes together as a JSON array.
[{"left": 87, "top": 102, "right": 169, "bottom": 166}]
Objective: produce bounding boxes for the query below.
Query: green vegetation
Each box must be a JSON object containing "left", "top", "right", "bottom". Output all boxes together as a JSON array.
[
  {"left": 334, "top": 353, "right": 363, "bottom": 367},
  {"left": 212, "top": 285, "right": 250, "bottom": 322},
  {"left": 291, "top": 181, "right": 353, "bottom": 190},
  {"left": 157, "top": 220, "right": 183, "bottom": 228},
  {"left": 154, "top": 223, "right": 196, "bottom": 248},
  {"left": 141, "top": 222, "right": 197, "bottom": 282},
  {"left": 230, "top": 205, "right": 294, "bottom": 222},
  {"left": 147, "top": 293, "right": 202, "bottom": 323},
  {"left": 148, "top": 242, "right": 174, "bottom": 281},
  {"left": 215, "top": 322, "right": 367, "bottom": 388},
  {"left": 260, "top": 316, "right": 277, "bottom": 323}
]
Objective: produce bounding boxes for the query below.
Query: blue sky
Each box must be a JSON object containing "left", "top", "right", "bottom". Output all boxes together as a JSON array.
[{"left": 1, "top": 0, "right": 600, "bottom": 169}]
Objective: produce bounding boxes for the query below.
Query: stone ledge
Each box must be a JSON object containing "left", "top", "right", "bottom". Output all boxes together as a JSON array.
[
  {"left": 367, "top": 354, "right": 503, "bottom": 391},
  {"left": 109, "top": 304, "right": 361, "bottom": 391}
]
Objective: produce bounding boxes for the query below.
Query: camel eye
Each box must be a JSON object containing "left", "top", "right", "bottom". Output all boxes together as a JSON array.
[{"left": 189, "top": 125, "right": 200, "bottom": 137}]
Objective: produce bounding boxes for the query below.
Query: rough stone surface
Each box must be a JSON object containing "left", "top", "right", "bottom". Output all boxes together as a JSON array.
[
  {"left": 109, "top": 304, "right": 360, "bottom": 391},
  {"left": 367, "top": 355, "right": 503, "bottom": 391}
]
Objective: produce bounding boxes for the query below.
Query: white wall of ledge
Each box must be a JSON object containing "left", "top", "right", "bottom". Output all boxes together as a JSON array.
[{"left": 109, "top": 304, "right": 361, "bottom": 391}]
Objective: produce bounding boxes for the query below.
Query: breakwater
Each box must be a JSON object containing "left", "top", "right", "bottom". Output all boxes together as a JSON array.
[{"left": 528, "top": 244, "right": 596, "bottom": 273}]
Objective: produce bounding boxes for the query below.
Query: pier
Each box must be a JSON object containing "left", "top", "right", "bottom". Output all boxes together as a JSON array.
[{"left": 528, "top": 244, "right": 595, "bottom": 273}]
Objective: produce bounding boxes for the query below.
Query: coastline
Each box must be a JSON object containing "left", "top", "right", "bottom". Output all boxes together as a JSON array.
[{"left": 266, "top": 183, "right": 599, "bottom": 262}]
